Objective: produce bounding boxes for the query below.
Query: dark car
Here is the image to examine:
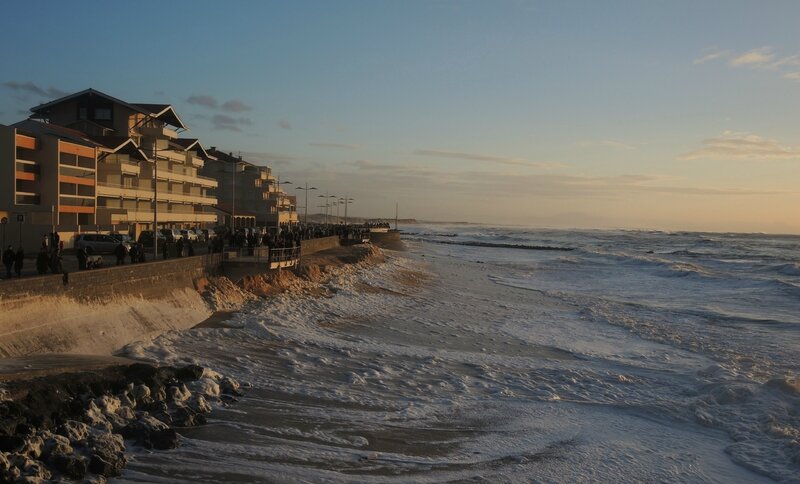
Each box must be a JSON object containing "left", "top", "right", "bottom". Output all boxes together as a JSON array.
[{"left": 137, "top": 230, "right": 167, "bottom": 247}]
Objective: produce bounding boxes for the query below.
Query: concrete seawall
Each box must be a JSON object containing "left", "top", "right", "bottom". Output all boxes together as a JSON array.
[
  {"left": 300, "top": 235, "right": 340, "bottom": 257},
  {"left": 0, "top": 255, "right": 223, "bottom": 358}
]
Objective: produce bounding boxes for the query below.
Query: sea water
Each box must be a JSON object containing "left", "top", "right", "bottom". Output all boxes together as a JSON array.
[{"left": 118, "top": 225, "right": 799, "bottom": 483}]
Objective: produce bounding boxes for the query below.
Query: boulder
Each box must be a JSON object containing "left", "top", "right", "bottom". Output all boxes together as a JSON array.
[
  {"left": 121, "top": 415, "right": 179, "bottom": 450},
  {"left": 40, "top": 434, "right": 72, "bottom": 461},
  {"left": 49, "top": 453, "right": 87, "bottom": 480},
  {"left": 54, "top": 421, "right": 90, "bottom": 445}
]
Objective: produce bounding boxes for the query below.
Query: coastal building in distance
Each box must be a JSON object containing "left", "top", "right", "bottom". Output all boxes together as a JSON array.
[
  {"left": 0, "top": 120, "right": 101, "bottom": 248},
  {"left": 0, "top": 87, "right": 298, "bottom": 249},
  {"left": 27, "top": 89, "right": 218, "bottom": 236},
  {"left": 204, "top": 148, "right": 298, "bottom": 228}
]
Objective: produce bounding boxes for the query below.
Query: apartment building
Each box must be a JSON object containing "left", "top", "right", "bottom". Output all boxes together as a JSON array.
[
  {"left": 0, "top": 120, "right": 101, "bottom": 248},
  {"left": 28, "top": 89, "right": 218, "bottom": 236},
  {"left": 203, "top": 148, "right": 297, "bottom": 228}
]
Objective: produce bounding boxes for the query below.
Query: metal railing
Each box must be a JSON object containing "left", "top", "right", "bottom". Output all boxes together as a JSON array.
[{"left": 226, "top": 246, "right": 301, "bottom": 268}]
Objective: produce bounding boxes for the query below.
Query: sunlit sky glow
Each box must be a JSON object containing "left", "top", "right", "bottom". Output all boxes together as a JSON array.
[{"left": 2, "top": 1, "right": 800, "bottom": 233}]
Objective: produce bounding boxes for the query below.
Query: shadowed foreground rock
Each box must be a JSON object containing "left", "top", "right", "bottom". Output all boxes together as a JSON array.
[{"left": 0, "top": 363, "right": 243, "bottom": 483}]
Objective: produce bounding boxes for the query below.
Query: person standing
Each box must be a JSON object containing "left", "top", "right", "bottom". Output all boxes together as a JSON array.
[
  {"left": 36, "top": 248, "right": 49, "bottom": 274},
  {"left": 14, "top": 247, "right": 24, "bottom": 277},
  {"left": 3, "top": 245, "right": 14, "bottom": 279},
  {"left": 77, "top": 246, "right": 88, "bottom": 271},
  {"left": 187, "top": 240, "right": 194, "bottom": 257},
  {"left": 175, "top": 237, "right": 184, "bottom": 258},
  {"left": 114, "top": 242, "right": 127, "bottom": 265}
]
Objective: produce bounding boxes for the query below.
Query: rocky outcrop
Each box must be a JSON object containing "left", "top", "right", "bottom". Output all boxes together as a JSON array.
[{"left": 0, "top": 364, "right": 244, "bottom": 483}]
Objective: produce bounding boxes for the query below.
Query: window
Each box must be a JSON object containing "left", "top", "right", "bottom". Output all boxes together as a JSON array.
[
  {"left": 78, "top": 107, "right": 88, "bottom": 120},
  {"left": 94, "top": 108, "right": 112, "bottom": 120}
]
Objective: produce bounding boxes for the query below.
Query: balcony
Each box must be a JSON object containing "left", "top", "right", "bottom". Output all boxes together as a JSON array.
[
  {"left": 139, "top": 126, "right": 178, "bottom": 139},
  {"left": 15, "top": 192, "right": 40, "bottom": 205},
  {"left": 116, "top": 210, "right": 217, "bottom": 223},
  {"left": 96, "top": 182, "right": 217, "bottom": 206}
]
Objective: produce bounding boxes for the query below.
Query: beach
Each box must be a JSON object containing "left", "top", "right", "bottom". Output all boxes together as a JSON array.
[
  {"left": 111, "top": 226, "right": 797, "bottom": 482},
  {"left": 2, "top": 227, "right": 798, "bottom": 482}
]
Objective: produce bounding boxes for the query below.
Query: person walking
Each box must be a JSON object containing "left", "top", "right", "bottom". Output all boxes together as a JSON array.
[
  {"left": 175, "top": 237, "right": 184, "bottom": 258},
  {"left": 14, "top": 247, "right": 24, "bottom": 277},
  {"left": 3, "top": 245, "right": 14, "bottom": 279}
]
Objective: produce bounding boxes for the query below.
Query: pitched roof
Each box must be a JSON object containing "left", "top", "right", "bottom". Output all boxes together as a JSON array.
[
  {"left": 132, "top": 103, "right": 187, "bottom": 129},
  {"left": 28, "top": 88, "right": 187, "bottom": 129},
  {"left": 11, "top": 119, "right": 101, "bottom": 147},
  {"left": 89, "top": 136, "right": 149, "bottom": 161}
]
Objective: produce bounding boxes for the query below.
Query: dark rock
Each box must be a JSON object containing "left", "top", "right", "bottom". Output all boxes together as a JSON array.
[
  {"left": 0, "top": 435, "right": 24, "bottom": 453},
  {"left": 55, "top": 421, "right": 90, "bottom": 445},
  {"left": 121, "top": 416, "right": 179, "bottom": 450},
  {"left": 174, "top": 365, "right": 205, "bottom": 381},
  {"left": 170, "top": 407, "right": 200, "bottom": 427},
  {"left": 49, "top": 453, "right": 87, "bottom": 479},
  {"left": 14, "top": 424, "right": 34, "bottom": 437},
  {"left": 88, "top": 454, "right": 124, "bottom": 478}
]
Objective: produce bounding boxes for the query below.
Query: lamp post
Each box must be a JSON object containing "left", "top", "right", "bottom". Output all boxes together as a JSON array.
[
  {"left": 317, "top": 193, "right": 336, "bottom": 227},
  {"left": 231, "top": 156, "right": 245, "bottom": 229},
  {"left": 295, "top": 183, "right": 317, "bottom": 225},
  {"left": 152, "top": 142, "right": 159, "bottom": 258},
  {"left": 339, "top": 197, "right": 354, "bottom": 226}
]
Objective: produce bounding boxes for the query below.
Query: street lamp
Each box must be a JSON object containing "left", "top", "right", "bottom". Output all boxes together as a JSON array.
[
  {"left": 339, "top": 197, "right": 354, "bottom": 226},
  {"left": 296, "top": 183, "right": 317, "bottom": 225},
  {"left": 317, "top": 193, "right": 336, "bottom": 226},
  {"left": 231, "top": 157, "right": 245, "bottom": 229}
]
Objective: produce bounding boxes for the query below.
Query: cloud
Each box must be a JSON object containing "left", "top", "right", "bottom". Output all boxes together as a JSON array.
[
  {"left": 3, "top": 81, "right": 67, "bottom": 99},
  {"left": 239, "top": 151, "right": 302, "bottom": 166},
  {"left": 153, "top": 90, "right": 166, "bottom": 97},
  {"left": 186, "top": 95, "right": 218, "bottom": 108},
  {"left": 310, "top": 142, "right": 361, "bottom": 150},
  {"left": 211, "top": 114, "right": 253, "bottom": 132},
  {"left": 278, "top": 119, "right": 292, "bottom": 130},
  {"left": 695, "top": 46, "right": 800, "bottom": 78},
  {"left": 414, "top": 149, "right": 564, "bottom": 169},
  {"left": 679, "top": 131, "right": 799, "bottom": 161},
  {"left": 16, "top": 110, "right": 29, "bottom": 116},
  {"left": 693, "top": 48, "right": 730, "bottom": 65},
  {"left": 221, "top": 100, "right": 252, "bottom": 112},
  {"left": 783, "top": 72, "right": 800, "bottom": 80},
  {"left": 338, "top": 159, "right": 779, "bottom": 199},
  {"left": 729, "top": 47, "right": 775, "bottom": 68}
]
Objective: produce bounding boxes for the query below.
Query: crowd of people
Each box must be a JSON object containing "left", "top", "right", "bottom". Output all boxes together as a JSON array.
[{"left": 1, "top": 223, "right": 383, "bottom": 281}]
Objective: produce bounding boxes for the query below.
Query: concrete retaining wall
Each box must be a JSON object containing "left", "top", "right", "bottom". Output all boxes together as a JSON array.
[
  {"left": 369, "top": 231, "right": 403, "bottom": 250},
  {"left": 0, "top": 255, "right": 224, "bottom": 358},
  {"left": 300, "top": 236, "right": 340, "bottom": 257}
]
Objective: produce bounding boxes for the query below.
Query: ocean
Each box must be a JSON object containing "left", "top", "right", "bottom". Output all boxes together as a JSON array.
[{"left": 117, "top": 224, "right": 799, "bottom": 482}]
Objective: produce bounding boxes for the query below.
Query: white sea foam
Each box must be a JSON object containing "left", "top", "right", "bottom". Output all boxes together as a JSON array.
[{"left": 117, "top": 228, "right": 797, "bottom": 482}]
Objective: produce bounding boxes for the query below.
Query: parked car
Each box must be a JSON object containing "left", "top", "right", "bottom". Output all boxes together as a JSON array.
[
  {"left": 109, "top": 233, "right": 135, "bottom": 245},
  {"left": 180, "top": 229, "right": 199, "bottom": 242},
  {"left": 160, "top": 228, "right": 182, "bottom": 242},
  {"left": 74, "top": 234, "right": 130, "bottom": 255},
  {"left": 137, "top": 230, "right": 167, "bottom": 247}
]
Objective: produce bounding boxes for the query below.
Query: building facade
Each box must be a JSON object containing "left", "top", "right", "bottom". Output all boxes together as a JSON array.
[
  {"left": 203, "top": 148, "right": 297, "bottom": 228},
  {"left": 0, "top": 120, "right": 101, "bottom": 249},
  {"left": 27, "top": 89, "right": 218, "bottom": 236}
]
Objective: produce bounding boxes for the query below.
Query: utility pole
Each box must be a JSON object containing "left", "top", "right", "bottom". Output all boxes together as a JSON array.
[
  {"left": 395, "top": 202, "right": 398, "bottom": 230},
  {"left": 296, "top": 183, "right": 317, "bottom": 225},
  {"left": 153, "top": 141, "right": 158, "bottom": 258}
]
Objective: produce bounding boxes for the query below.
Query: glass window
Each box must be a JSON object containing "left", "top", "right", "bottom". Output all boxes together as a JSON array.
[{"left": 94, "top": 108, "right": 112, "bottom": 120}]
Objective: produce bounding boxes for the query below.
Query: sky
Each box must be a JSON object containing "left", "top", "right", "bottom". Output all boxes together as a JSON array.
[{"left": 2, "top": 1, "right": 800, "bottom": 233}]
